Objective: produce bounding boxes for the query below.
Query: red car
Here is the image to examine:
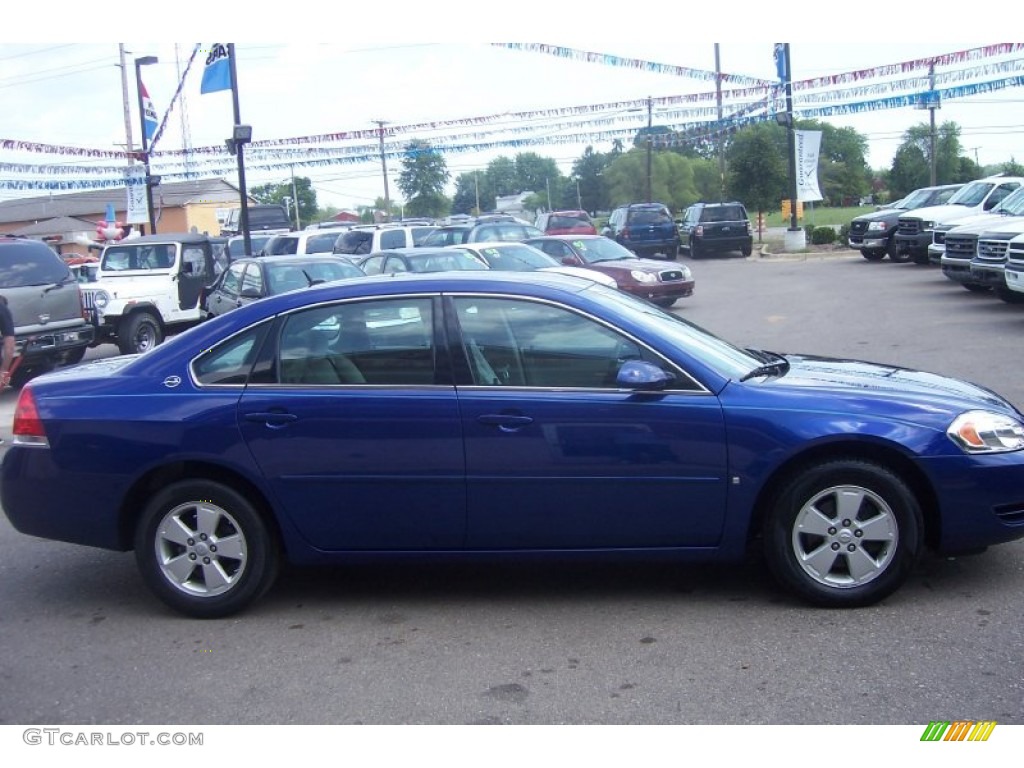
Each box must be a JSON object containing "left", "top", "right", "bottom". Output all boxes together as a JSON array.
[
  {"left": 535, "top": 210, "right": 598, "bottom": 236},
  {"left": 525, "top": 235, "right": 694, "bottom": 308}
]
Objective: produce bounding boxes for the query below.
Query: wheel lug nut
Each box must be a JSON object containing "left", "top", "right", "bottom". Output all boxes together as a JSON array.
[
  {"left": 200, "top": 534, "right": 208, "bottom": 541},
  {"left": 203, "top": 557, "right": 211, "bottom": 564},
  {"left": 189, "top": 553, "right": 197, "bottom": 561},
  {"left": 210, "top": 545, "right": 217, "bottom": 552},
  {"left": 831, "top": 543, "right": 840, "bottom": 551},
  {"left": 187, "top": 539, "right": 195, "bottom": 546},
  {"left": 847, "top": 544, "right": 856, "bottom": 552},
  {"left": 842, "top": 519, "right": 852, "bottom": 527},
  {"left": 828, "top": 527, "right": 837, "bottom": 535},
  {"left": 854, "top": 530, "right": 863, "bottom": 538}
]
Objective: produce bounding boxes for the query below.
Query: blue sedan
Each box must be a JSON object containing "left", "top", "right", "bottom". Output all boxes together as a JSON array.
[{"left": 4, "top": 271, "right": 1024, "bottom": 617}]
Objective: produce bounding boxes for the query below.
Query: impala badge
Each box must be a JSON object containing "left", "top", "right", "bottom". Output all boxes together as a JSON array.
[{"left": 163, "top": 375, "right": 182, "bottom": 388}]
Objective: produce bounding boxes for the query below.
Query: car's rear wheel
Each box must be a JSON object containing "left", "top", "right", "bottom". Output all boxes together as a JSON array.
[
  {"left": 651, "top": 298, "right": 676, "bottom": 308},
  {"left": 118, "top": 312, "right": 163, "bottom": 355},
  {"left": 666, "top": 245, "right": 679, "bottom": 260},
  {"left": 742, "top": 242, "right": 753, "bottom": 257},
  {"left": 62, "top": 346, "right": 87, "bottom": 366},
  {"left": 134, "top": 480, "right": 279, "bottom": 618},
  {"left": 690, "top": 239, "right": 703, "bottom": 259},
  {"left": 762, "top": 459, "right": 922, "bottom": 607}
]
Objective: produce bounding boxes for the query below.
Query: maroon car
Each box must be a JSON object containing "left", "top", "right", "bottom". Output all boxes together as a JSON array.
[
  {"left": 525, "top": 235, "right": 694, "bottom": 308},
  {"left": 534, "top": 210, "right": 598, "bottom": 236}
]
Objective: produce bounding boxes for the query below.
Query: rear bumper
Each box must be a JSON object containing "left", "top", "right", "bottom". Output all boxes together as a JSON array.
[{"left": 16, "top": 324, "right": 95, "bottom": 363}]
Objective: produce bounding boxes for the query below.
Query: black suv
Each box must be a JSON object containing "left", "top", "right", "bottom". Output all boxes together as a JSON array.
[
  {"left": 602, "top": 203, "right": 681, "bottom": 259},
  {"left": 679, "top": 202, "right": 753, "bottom": 258},
  {"left": 0, "top": 236, "right": 95, "bottom": 382}
]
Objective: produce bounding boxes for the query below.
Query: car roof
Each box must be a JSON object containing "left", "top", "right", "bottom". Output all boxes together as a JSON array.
[{"left": 108, "top": 233, "right": 213, "bottom": 246}]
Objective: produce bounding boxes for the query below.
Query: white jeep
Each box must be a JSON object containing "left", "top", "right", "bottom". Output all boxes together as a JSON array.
[{"left": 81, "top": 233, "right": 217, "bottom": 355}]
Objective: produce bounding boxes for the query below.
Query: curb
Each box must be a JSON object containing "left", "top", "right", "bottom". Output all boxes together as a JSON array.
[{"left": 754, "top": 243, "right": 856, "bottom": 261}]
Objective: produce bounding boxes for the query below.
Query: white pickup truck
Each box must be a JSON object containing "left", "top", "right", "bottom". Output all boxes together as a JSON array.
[{"left": 80, "top": 233, "right": 217, "bottom": 355}]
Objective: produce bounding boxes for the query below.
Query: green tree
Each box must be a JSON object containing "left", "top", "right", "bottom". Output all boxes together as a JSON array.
[
  {"left": 397, "top": 140, "right": 450, "bottom": 218},
  {"left": 888, "top": 144, "right": 929, "bottom": 198},
  {"left": 895, "top": 121, "right": 965, "bottom": 187},
  {"left": 1001, "top": 157, "right": 1024, "bottom": 177},
  {"left": 485, "top": 156, "right": 518, "bottom": 198},
  {"left": 570, "top": 146, "right": 612, "bottom": 213},
  {"left": 514, "top": 153, "right": 562, "bottom": 205},
  {"left": 802, "top": 121, "right": 870, "bottom": 205},
  {"left": 725, "top": 122, "right": 787, "bottom": 238}
]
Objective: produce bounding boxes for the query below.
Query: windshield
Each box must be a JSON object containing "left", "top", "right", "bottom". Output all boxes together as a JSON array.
[
  {"left": 469, "top": 244, "right": 557, "bottom": 270},
  {"left": 947, "top": 181, "right": 995, "bottom": 207},
  {"left": 420, "top": 228, "right": 470, "bottom": 247},
  {"left": 101, "top": 243, "right": 176, "bottom": 271},
  {"left": 567, "top": 238, "right": 636, "bottom": 264},
  {"left": 901, "top": 188, "right": 939, "bottom": 209},
  {"left": 991, "top": 187, "right": 1024, "bottom": 215},
  {"left": 583, "top": 282, "right": 762, "bottom": 380}
]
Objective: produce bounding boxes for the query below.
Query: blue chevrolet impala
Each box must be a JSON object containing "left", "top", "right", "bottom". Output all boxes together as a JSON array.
[{"left": 3, "top": 271, "right": 1024, "bottom": 617}]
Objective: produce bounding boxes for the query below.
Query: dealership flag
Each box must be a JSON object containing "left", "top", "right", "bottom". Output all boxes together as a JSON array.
[
  {"left": 140, "top": 80, "right": 158, "bottom": 141},
  {"left": 795, "top": 129, "right": 824, "bottom": 202},
  {"left": 200, "top": 43, "right": 232, "bottom": 94}
]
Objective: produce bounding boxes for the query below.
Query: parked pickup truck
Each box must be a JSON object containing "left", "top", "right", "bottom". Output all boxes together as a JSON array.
[
  {"left": 928, "top": 186, "right": 1024, "bottom": 264},
  {"left": 939, "top": 215, "right": 1024, "bottom": 295},
  {"left": 847, "top": 184, "right": 961, "bottom": 261},
  {"left": 895, "top": 175, "right": 1023, "bottom": 264}
]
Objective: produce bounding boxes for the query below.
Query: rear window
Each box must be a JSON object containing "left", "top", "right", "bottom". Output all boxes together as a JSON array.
[
  {"left": 336, "top": 231, "right": 373, "bottom": 255},
  {"left": 249, "top": 207, "right": 290, "bottom": 227},
  {"left": 548, "top": 214, "right": 591, "bottom": 229},
  {"left": 0, "top": 241, "right": 70, "bottom": 287},
  {"left": 627, "top": 208, "right": 672, "bottom": 225},
  {"left": 699, "top": 206, "right": 747, "bottom": 223}
]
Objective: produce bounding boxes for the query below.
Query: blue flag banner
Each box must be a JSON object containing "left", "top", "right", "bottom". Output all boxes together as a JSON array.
[
  {"left": 201, "top": 44, "right": 232, "bottom": 94},
  {"left": 140, "top": 80, "right": 158, "bottom": 141},
  {"left": 774, "top": 44, "right": 787, "bottom": 85}
]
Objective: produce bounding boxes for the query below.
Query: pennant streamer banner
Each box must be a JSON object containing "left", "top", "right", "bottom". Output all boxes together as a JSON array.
[{"left": 2, "top": 44, "right": 1024, "bottom": 192}]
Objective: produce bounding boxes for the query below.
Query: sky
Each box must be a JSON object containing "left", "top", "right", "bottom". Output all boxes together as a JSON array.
[{"left": 1, "top": 6, "right": 1021, "bottom": 215}]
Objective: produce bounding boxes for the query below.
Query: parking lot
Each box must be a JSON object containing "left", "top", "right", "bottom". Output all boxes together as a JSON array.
[{"left": 1, "top": 250, "right": 1022, "bottom": 725}]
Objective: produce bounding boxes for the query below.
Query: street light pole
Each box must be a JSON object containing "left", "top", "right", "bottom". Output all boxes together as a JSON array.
[{"left": 134, "top": 55, "right": 158, "bottom": 234}]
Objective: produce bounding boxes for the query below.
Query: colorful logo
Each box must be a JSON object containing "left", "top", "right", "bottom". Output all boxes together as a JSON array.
[{"left": 920, "top": 721, "right": 997, "bottom": 741}]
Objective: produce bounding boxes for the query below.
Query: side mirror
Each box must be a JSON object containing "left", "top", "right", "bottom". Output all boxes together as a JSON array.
[
  {"left": 240, "top": 288, "right": 262, "bottom": 299},
  {"left": 616, "top": 360, "right": 676, "bottom": 391}
]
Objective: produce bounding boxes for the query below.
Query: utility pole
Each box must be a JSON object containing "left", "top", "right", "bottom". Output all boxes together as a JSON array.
[
  {"left": 118, "top": 45, "right": 134, "bottom": 157},
  {"left": 290, "top": 164, "right": 301, "bottom": 229},
  {"left": 545, "top": 177, "right": 552, "bottom": 211},
  {"left": 373, "top": 120, "right": 391, "bottom": 222},
  {"left": 474, "top": 170, "right": 480, "bottom": 214},
  {"left": 645, "top": 95, "right": 653, "bottom": 203},
  {"left": 714, "top": 44, "right": 726, "bottom": 199}
]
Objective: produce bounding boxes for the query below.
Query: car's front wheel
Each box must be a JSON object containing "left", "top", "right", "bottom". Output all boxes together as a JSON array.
[
  {"left": 995, "top": 287, "right": 1024, "bottom": 304},
  {"left": 860, "top": 248, "right": 886, "bottom": 261},
  {"left": 134, "top": 480, "right": 280, "bottom": 618},
  {"left": 118, "top": 312, "right": 163, "bottom": 355},
  {"left": 762, "top": 459, "right": 922, "bottom": 607}
]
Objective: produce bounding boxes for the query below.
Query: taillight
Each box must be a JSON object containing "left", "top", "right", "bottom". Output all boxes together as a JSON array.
[
  {"left": 622, "top": 226, "right": 630, "bottom": 239},
  {"left": 12, "top": 387, "right": 47, "bottom": 440},
  {"left": 695, "top": 225, "right": 704, "bottom": 236}
]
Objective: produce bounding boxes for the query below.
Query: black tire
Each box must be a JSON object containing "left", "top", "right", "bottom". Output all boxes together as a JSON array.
[
  {"left": 888, "top": 246, "right": 912, "bottom": 264},
  {"left": 886, "top": 236, "right": 900, "bottom": 261},
  {"left": 741, "top": 242, "right": 753, "bottom": 257},
  {"left": 962, "top": 282, "right": 991, "bottom": 293},
  {"left": 134, "top": 479, "right": 279, "bottom": 618},
  {"left": 62, "top": 346, "right": 87, "bottom": 366},
  {"left": 118, "top": 312, "right": 163, "bottom": 355},
  {"left": 762, "top": 459, "right": 922, "bottom": 607},
  {"left": 860, "top": 249, "right": 886, "bottom": 262},
  {"left": 690, "top": 239, "right": 703, "bottom": 259},
  {"left": 652, "top": 298, "right": 676, "bottom": 308},
  {"left": 666, "top": 245, "right": 679, "bottom": 261},
  {"left": 995, "top": 287, "right": 1024, "bottom": 304}
]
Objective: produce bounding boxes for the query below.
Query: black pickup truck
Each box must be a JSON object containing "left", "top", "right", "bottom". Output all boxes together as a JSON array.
[{"left": 847, "top": 184, "right": 961, "bottom": 262}]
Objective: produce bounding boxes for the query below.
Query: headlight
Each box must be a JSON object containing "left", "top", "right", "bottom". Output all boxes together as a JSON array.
[
  {"left": 947, "top": 410, "right": 1024, "bottom": 453},
  {"left": 922, "top": 220, "right": 935, "bottom": 230},
  {"left": 678, "top": 266, "right": 692, "bottom": 279},
  {"left": 867, "top": 221, "right": 888, "bottom": 231},
  {"left": 93, "top": 291, "right": 110, "bottom": 309},
  {"left": 630, "top": 270, "right": 657, "bottom": 283}
]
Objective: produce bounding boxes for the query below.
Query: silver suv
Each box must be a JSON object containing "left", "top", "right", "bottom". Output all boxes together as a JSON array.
[{"left": 0, "top": 236, "right": 94, "bottom": 383}]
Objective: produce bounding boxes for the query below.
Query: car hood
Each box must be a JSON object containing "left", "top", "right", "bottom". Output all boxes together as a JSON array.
[
  {"left": 587, "top": 257, "right": 681, "bottom": 276},
  {"left": 852, "top": 209, "right": 902, "bottom": 223},
  {"left": 940, "top": 212, "right": 1021, "bottom": 234},
  {"left": 761, "top": 353, "right": 1015, "bottom": 415},
  {"left": 899, "top": 204, "right": 978, "bottom": 225}
]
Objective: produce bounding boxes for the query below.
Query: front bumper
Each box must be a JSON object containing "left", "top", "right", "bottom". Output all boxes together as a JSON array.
[
  {"left": 895, "top": 232, "right": 930, "bottom": 255},
  {"left": 1003, "top": 267, "right": 1024, "bottom": 294},
  {"left": 940, "top": 259, "right": 975, "bottom": 284},
  {"left": 628, "top": 279, "right": 695, "bottom": 302},
  {"left": 970, "top": 263, "right": 1006, "bottom": 287},
  {"left": 928, "top": 244, "right": 945, "bottom": 265}
]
